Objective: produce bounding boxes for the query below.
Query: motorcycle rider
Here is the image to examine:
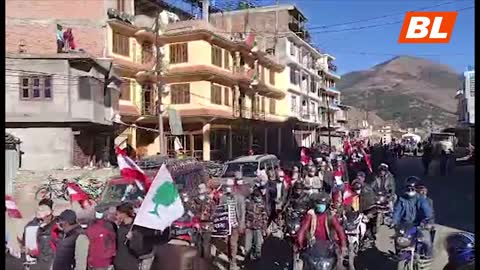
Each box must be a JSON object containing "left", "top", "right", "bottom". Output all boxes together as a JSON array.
[
  {"left": 350, "top": 180, "right": 377, "bottom": 246},
  {"left": 443, "top": 232, "right": 475, "bottom": 270},
  {"left": 284, "top": 181, "right": 310, "bottom": 216},
  {"left": 297, "top": 192, "right": 347, "bottom": 270},
  {"left": 392, "top": 177, "right": 434, "bottom": 257},
  {"left": 371, "top": 163, "right": 396, "bottom": 201}
]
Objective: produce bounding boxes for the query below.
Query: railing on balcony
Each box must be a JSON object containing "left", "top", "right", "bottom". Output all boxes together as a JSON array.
[
  {"left": 252, "top": 109, "right": 266, "bottom": 120},
  {"left": 234, "top": 104, "right": 252, "bottom": 119},
  {"left": 142, "top": 102, "right": 157, "bottom": 116}
]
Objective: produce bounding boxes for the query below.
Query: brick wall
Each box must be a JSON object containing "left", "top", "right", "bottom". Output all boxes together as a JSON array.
[{"left": 6, "top": 0, "right": 109, "bottom": 56}]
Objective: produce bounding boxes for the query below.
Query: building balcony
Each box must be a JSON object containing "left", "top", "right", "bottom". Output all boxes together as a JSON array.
[
  {"left": 141, "top": 103, "right": 157, "bottom": 116},
  {"left": 252, "top": 109, "right": 266, "bottom": 120}
]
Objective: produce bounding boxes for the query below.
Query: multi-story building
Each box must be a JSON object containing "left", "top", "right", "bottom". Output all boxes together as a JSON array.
[
  {"left": 456, "top": 68, "right": 475, "bottom": 125},
  {"left": 5, "top": 53, "right": 121, "bottom": 170},
  {"left": 210, "top": 4, "right": 348, "bottom": 148}
]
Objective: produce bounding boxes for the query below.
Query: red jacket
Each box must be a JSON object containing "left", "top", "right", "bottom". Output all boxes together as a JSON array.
[{"left": 297, "top": 211, "right": 346, "bottom": 249}]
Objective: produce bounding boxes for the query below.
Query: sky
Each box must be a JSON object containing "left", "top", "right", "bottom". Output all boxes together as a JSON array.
[{"left": 274, "top": 0, "right": 475, "bottom": 74}]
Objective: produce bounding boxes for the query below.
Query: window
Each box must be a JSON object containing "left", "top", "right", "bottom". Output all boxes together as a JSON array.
[
  {"left": 116, "top": 0, "right": 125, "bottom": 12},
  {"left": 289, "top": 42, "right": 295, "bottom": 56},
  {"left": 224, "top": 50, "right": 230, "bottom": 70},
  {"left": 120, "top": 80, "right": 131, "bottom": 100},
  {"left": 112, "top": 31, "right": 129, "bottom": 57},
  {"left": 310, "top": 80, "right": 316, "bottom": 93},
  {"left": 19, "top": 76, "right": 53, "bottom": 100},
  {"left": 269, "top": 99, "right": 276, "bottom": 114},
  {"left": 170, "top": 43, "right": 188, "bottom": 64},
  {"left": 141, "top": 43, "right": 153, "bottom": 64},
  {"left": 224, "top": 87, "right": 231, "bottom": 106},
  {"left": 170, "top": 84, "right": 190, "bottom": 104},
  {"left": 290, "top": 68, "right": 298, "bottom": 85},
  {"left": 211, "top": 46, "right": 222, "bottom": 67},
  {"left": 291, "top": 95, "right": 297, "bottom": 113},
  {"left": 211, "top": 84, "right": 222, "bottom": 105},
  {"left": 269, "top": 69, "right": 275, "bottom": 85}
]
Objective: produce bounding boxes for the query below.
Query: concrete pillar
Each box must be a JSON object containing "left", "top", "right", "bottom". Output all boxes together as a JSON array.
[
  {"left": 228, "top": 128, "right": 233, "bottom": 159},
  {"left": 277, "top": 127, "right": 282, "bottom": 155},
  {"left": 130, "top": 126, "right": 137, "bottom": 149},
  {"left": 248, "top": 128, "right": 253, "bottom": 151},
  {"left": 189, "top": 134, "right": 195, "bottom": 157},
  {"left": 202, "top": 123, "right": 211, "bottom": 161},
  {"left": 202, "top": 0, "right": 210, "bottom": 22},
  {"left": 264, "top": 127, "right": 268, "bottom": 153}
]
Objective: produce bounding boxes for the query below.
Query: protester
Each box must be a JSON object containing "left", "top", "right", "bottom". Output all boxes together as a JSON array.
[
  {"left": 21, "top": 200, "right": 60, "bottom": 270},
  {"left": 52, "top": 209, "right": 89, "bottom": 270},
  {"left": 422, "top": 142, "right": 433, "bottom": 175},
  {"left": 219, "top": 178, "right": 245, "bottom": 270},
  {"left": 114, "top": 202, "right": 139, "bottom": 270},
  {"left": 265, "top": 168, "right": 287, "bottom": 224},
  {"left": 371, "top": 163, "right": 396, "bottom": 196},
  {"left": 85, "top": 211, "right": 117, "bottom": 270},
  {"left": 63, "top": 28, "right": 76, "bottom": 51},
  {"left": 191, "top": 183, "right": 215, "bottom": 260},
  {"left": 304, "top": 165, "right": 322, "bottom": 193},
  {"left": 244, "top": 187, "right": 268, "bottom": 261}
]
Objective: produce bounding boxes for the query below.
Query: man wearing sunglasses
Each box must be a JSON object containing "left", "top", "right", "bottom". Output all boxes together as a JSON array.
[{"left": 392, "top": 176, "right": 434, "bottom": 257}]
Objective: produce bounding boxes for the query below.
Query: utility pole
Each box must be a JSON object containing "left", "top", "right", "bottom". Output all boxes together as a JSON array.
[
  {"left": 154, "top": 10, "right": 165, "bottom": 155},
  {"left": 326, "top": 95, "right": 332, "bottom": 149}
]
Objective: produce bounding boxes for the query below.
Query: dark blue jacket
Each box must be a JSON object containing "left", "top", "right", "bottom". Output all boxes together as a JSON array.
[{"left": 392, "top": 194, "right": 433, "bottom": 226}]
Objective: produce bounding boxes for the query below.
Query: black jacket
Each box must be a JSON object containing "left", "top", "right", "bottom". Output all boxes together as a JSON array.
[{"left": 52, "top": 225, "right": 83, "bottom": 270}]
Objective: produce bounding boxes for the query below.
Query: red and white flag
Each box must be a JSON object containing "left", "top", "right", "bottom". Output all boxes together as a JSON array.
[
  {"left": 5, "top": 195, "right": 22, "bottom": 219},
  {"left": 115, "top": 147, "right": 152, "bottom": 191},
  {"left": 66, "top": 182, "right": 93, "bottom": 208}
]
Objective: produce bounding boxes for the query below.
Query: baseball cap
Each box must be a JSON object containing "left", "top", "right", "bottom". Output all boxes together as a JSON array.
[{"left": 58, "top": 209, "right": 77, "bottom": 225}]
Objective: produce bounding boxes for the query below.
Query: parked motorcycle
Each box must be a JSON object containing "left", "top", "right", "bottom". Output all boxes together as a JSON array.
[
  {"left": 343, "top": 211, "right": 368, "bottom": 270},
  {"left": 394, "top": 223, "right": 433, "bottom": 270},
  {"left": 301, "top": 240, "right": 338, "bottom": 270}
]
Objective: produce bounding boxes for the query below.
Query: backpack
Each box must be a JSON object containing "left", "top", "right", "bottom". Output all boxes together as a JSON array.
[{"left": 85, "top": 220, "right": 116, "bottom": 268}]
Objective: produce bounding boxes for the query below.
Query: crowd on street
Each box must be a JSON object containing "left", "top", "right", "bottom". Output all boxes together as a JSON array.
[{"left": 5, "top": 138, "right": 475, "bottom": 270}]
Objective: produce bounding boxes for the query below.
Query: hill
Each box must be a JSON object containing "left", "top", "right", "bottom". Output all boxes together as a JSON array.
[{"left": 338, "top": 56, "right": 462, "bottom": 129}]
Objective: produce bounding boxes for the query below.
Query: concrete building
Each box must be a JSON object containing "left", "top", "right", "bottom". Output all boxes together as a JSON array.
[
  {"left": 5, "top": 54, "right": 121, "bottom": 170},
  {"left": 456, "top": 69, "right": 475, "bottom": 125},
  {"left": 209, "top": 4, "right": 348, "bottom": 148}
]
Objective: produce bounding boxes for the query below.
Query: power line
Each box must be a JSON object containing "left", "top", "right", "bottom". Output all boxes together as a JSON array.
[{"left": 307, "top": 0, "right": 460, "bottom": 30}]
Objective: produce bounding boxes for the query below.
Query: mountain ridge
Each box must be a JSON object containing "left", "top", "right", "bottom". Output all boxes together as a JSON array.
[{"left": 338, "top": 56, "right": 461, "bottom": 129}]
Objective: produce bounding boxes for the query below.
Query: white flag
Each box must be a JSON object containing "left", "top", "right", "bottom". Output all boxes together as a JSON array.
[{"left": 133, "top": 164, "right": 184, "bottom": 231}]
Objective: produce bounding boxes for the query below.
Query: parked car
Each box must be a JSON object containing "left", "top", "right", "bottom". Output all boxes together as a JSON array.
[{"left": 213, "top": 154, "right": 280, "bottom": 186}]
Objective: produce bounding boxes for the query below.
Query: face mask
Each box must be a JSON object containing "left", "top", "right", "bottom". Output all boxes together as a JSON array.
[
  {"left": 407, "top": 191, "right": 416, "bottom": 197},
  {"left": 315, "top": 204, "right": 327, "bottom": 213},
  {"left": 225, "top": 187, "right": 232, "bottom": 194},
  {"left": 95, "top": 212, "right": 104, "bottom": 219}
]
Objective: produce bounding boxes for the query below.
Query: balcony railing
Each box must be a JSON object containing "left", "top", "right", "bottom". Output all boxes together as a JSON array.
[
  {"left": 252, "top": 109, "right": 266, "bottom": 120},
  {"left": 234, "top": 104, "right": 252, "bottom": 119},
  {"left": 142, "top": 104, "right": 157, "bottom": 116}
]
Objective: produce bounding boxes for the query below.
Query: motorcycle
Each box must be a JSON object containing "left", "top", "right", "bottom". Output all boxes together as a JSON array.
[
  {"left": 343, "top": 211, "right": 368, "bottom": 270},
  {"left": 366, "top": 191, "right": 393, "bottom": 233},
  {"left": 301, "top": 240, "right": 338, "bottom": 270},
  {"left": 394, "top": 223, "right": 433, "bottom": 270}
]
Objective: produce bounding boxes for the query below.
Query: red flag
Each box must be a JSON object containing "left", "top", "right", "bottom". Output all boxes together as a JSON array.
[
  {"left": 66, "top": 182, "right": 93, "bottom": 209},
  {"left": 360, "top": 148, "right": 373, "bottom": 173},
  {"left": 5, "top": 195, "right": 22, "bottom": 219},
  {"left": 300, "top": 147, "right": 311, "bottom": 166},
  {"left": 244, "top": 33, "right": 256, "bottom": 48},
  {"left": 116, "top": 146, "right": 152, "bottom": 191},
  {"left": 344, "top": 139, "right": 353, "bottom": 155}
]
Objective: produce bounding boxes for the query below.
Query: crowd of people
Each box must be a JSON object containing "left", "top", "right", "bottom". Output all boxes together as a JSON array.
[{"left": 8, "top": 138, "right": 474, "bottom": 270}]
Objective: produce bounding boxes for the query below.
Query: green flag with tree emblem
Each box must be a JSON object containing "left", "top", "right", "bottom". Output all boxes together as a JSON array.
[{"left": 133, "top": 164, "right": 184, "bottom": 230}]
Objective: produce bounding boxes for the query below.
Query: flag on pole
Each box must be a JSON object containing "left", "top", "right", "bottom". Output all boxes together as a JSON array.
[
  {"left": 116, "top": 147, "right": 151, "bottom": 191},
  {"left": 133, "top": 164, "right": 184, "bottom": 231},
  {"left": 244, "top": 32, "right": 257, "bottom": 51},
  {"left": 66, "top": 182, "right": 93, "bottom": 209},
  {"left": 5, "top": 195, "right": 22, "bottom": 219}
]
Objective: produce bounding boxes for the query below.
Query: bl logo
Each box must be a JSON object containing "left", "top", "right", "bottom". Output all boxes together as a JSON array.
[{"left": 398, "top": 11, "right": 458, "bottom": 43}]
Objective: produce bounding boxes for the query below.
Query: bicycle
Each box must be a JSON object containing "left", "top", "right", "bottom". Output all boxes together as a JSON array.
[{"left": 34, "top": 176, "right": 68, "bottom": 201}]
